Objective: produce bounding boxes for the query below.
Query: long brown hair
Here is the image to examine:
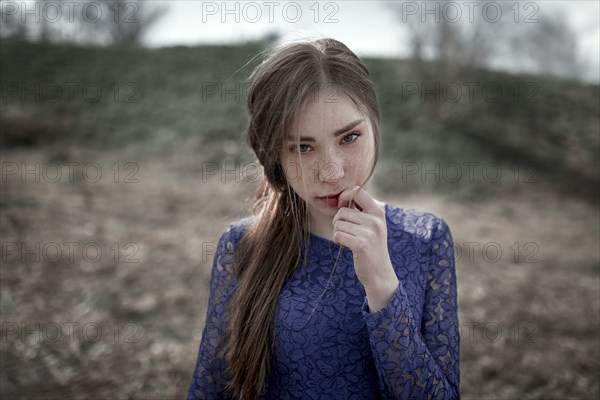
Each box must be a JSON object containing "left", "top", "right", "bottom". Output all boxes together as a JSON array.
[{"left": 222, "top": 37, "right": 381, "bottom": 399}]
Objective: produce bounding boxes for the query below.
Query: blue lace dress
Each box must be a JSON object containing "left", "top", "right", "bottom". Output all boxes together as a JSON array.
[{"left": 188, "top": 203, "right": 460, "bottom": 399}]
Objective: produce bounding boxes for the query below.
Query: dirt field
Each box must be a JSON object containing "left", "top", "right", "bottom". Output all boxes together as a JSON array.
[{"left": 1, "top": 144, "right": 598, "bottom": 399}]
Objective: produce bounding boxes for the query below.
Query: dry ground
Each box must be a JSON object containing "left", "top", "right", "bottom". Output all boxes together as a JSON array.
[{"left": 1, "top": 144, "right": 598, "bottom": 399}]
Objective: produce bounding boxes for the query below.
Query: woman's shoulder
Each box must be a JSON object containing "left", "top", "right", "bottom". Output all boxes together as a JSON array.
[
  {"left": 383, "top": 201, "right": 450, "bottom": 242},
  {"left": 219, "top": 215, "right": 256, "bottom": 244},
  {"left": 227, "top": 215, "right": 255, "bottom": 233}
]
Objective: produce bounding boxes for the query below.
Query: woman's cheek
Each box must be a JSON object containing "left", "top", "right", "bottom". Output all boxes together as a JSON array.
[{"left": 301, "top": 166, "right": 316, "bottom": 184}]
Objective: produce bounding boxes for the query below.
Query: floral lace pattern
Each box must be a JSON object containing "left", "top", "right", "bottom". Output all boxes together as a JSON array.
[{"left": 188, "top": 204, "right": 460, "bottom": 399}]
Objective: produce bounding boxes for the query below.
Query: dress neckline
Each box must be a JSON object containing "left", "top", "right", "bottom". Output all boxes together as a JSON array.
[{"left": 308, "top": 203, "right": 390, "bottom": 246}]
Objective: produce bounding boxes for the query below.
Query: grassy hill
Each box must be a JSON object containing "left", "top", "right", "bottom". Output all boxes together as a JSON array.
[{"left": 1, "top": 37, "right": 598, "bottom": 201}]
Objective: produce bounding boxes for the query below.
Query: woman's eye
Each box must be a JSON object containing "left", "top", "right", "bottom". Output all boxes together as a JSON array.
[
  {"left": 289, "top": 144, "right": 311, "bottom": 154},
  {"left": 342, "top": 132, "right": 361, "bottom": 144},
  {"left": 289, "top": 132, "right": 360, "bottom": 154}
]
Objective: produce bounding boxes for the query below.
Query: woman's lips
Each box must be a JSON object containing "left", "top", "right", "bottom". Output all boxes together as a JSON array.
[
  {"left": 318, "top": 196, "right": 339, "bottom": 206},
  {"left": 317, "top": 190, "right": 344, "bottom": 198},
  {"left": 317, "top": 192, "right": 342, "bottom": 207}
]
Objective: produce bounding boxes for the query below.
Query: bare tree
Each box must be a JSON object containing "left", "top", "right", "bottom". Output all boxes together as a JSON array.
[
  {"left": 0, "top": 0, "right": 167, "bottom": 46},
  {"left": 91, "top": 0, "right": 167, "bottom": 45},
  {"left": 387, "top": 0, "right": 508, "bottom": 80},
  {"left": 0, "top": 5, "right": 27, "bottom": 39},
  {"left": 386, "top": 0, "right": 583, "bottom": 82},
  {"left": 508, "top": 10, "right": 582, "bottom": 80}
]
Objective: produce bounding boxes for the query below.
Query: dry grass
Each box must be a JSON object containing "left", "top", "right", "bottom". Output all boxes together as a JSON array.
[{"left": 1, "top": 144, "right": 598, "bottom": 399}]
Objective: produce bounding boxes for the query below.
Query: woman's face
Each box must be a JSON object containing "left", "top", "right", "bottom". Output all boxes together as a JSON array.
[{"left": 280, "top": 88, "right": 376, "bottom": 224}]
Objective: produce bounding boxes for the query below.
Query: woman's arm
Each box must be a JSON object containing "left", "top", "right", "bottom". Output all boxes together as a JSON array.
[
  {"left": 187, "top": 226, "right": 240, "bottom": 400},
  {"left": 361, "top": 217, "right": 460, "bottom": 399}
]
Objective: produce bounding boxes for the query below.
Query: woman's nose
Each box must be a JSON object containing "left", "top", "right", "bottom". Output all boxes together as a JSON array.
[{"left": 317, "top": 152, "right": 345, "bottom": 182}]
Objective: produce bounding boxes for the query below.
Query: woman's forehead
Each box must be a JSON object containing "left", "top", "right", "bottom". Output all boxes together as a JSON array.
[{"left": 289, "top": 94, "right": 366, "bottom": 139}]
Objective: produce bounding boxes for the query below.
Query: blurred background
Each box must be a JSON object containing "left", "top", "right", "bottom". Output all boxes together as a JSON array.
[{"left": 1, "top": 0, "right": 598, "bottom": 399}]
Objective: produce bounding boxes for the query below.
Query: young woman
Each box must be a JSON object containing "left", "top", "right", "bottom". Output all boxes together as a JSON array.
[{"left": 188, "top": 38, "right": 460, "bottom": 400}]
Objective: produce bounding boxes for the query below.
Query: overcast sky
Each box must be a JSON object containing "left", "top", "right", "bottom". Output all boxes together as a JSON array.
[{"left": 142, "top": 1, "right": 599, "bottom": 83}]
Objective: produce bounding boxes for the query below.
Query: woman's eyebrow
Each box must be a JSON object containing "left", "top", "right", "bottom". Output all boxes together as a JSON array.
[{"left": 286, "top": 118, "right": 364, "bottom": 142}]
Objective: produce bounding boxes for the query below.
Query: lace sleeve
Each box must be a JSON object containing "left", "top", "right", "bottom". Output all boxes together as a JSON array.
[
  {"left": 361, "top": 217, "right": 460, "bottom": 399},
  {"left": 187, "top": 225, "right": 242, "bottom": 400}
]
